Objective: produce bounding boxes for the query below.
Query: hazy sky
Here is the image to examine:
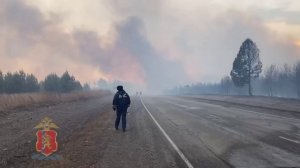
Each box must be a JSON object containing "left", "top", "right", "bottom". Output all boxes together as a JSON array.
[{"left": 1, "top": 0, "right": 300, "bottom": 91}]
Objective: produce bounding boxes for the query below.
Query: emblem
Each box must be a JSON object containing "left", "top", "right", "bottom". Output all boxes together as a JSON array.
[{"left": 34, "top": 117, "right": 59, "bottom": 157}]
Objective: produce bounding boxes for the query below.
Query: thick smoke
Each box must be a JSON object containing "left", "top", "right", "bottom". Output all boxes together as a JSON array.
[
  {"left": 1, "top": 0, "right": 299, "bottom": 93},
  {"left": 114, "top": 17, "right": 187, "bottom": 91}
]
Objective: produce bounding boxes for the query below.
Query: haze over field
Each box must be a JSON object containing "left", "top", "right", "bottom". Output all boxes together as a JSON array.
[{"left": 1, "top": 0, "right": 300, "bottom": 92}]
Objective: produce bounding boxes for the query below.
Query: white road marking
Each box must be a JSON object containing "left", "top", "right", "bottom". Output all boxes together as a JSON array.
[
  {"left": 170, "top": 102, "right": 189, "bottom": 109},
  {"left": 237, "top": 108, "right": 300, "bottom": 122},
  {"left": 164, "top": 100, "right": 199, "bottom": 110},
  {"left": 166, "top": 97, "right": 300, "bottom": 122},
  {"left": 140, "top": 97, "right": 194, "bottom": 168},
  {"left": 279, "top": 136, "right": 300, "bottom": 144}
]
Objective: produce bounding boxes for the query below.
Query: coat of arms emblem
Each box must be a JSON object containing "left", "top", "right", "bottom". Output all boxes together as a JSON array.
[{"left": 34, "top": 117, "right": 59, "bottom": 157}]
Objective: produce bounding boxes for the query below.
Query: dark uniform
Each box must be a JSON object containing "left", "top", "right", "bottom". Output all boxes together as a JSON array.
[{"left": 113, "top": 85, "right": 131, "bottom": 132}]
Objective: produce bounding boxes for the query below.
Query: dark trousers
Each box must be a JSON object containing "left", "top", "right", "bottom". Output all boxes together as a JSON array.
[{"left": 115, "top": 109, "right": 127, "bottom": 130}]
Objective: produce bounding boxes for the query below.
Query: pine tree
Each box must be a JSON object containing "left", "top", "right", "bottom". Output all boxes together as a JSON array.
[
  {"left": 0, "top": 71, "right": 3, "bottom": 93},
  {"left": 44, "top": 73, "right": 61, "bottom": 92},
  {"left": 25, "top": 74, "right": 39, "bottom": 92},
  {"left": 60, "top": 71, "right": 82, "bottom": 93},
  {"left": 295, "top": 62, "right": 300, "bottom": 98},
  {"left": 230, "top": 38, "right": 262, "bottom": 96}
]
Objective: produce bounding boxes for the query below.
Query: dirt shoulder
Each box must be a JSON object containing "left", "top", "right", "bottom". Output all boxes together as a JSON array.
[{"left": 0, "top": 95, "right": 111, "bottom": 168}]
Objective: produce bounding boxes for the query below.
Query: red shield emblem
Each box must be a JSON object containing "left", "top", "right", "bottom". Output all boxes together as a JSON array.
[{"left": 36, "top": 130, "right": 58, "bottom": 156}]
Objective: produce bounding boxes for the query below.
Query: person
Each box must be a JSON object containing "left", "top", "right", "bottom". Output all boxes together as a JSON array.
[{"left": 113, "top": 85, "right": 131, "bottom": 132}]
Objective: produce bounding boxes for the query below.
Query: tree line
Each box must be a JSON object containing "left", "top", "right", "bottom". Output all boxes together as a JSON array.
[
  {"left": 170, "top": 63, "right": 300, "bottom": 98},
  {"left": 0, "top": 70, "right": 90, "bottom": 94},
  {"left": 169, "top": 38, "right": 300, "bottom": 98},
  {"left": 221, "top": 63, "right": 300, "bottom": 97}
]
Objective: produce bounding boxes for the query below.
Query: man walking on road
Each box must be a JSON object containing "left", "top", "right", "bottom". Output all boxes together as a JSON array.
[{"left": 113, "top": 85, "right": 131, "bottom": 132}]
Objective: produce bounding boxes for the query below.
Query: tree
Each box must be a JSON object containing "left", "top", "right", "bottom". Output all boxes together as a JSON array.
[
  {"left": 60, "top": 71, "right": 73, "bottom": 93},
  {"left": 3, "top": 72, "right": 13, "bottom": 93},
  {"left": 0, "top": 71, "right": 3, "bottom": 93},
  {"left": 44, "top": 74, "right": 61, "bottom": 92},
  {"left": 296, "top": 62, "right": 300, "bottom": 98},
  {"left": 83, "top": 83, "right": 91, "bottom": 91},
  {"left": 60, "top": 71, "right": 82, "bottom": 93},
  {"left": 73, "top": 81, "right": 82, "bottom": 91},
  {"left": 230, "top": 38, "right": 262, "bottom": 96},
  {"left": 25, "top": 74, "right": 39, "bottom": 92},
  {"left": 277, "top": 64, "right": 294, "bottom": 97},
  {"left": 263, "top": 65, "right": 277, "bottom": 96},
  {"left": 3, "top": 71, "right": 26, "bottom": 93},
  {"left": 220, "top": 76, "right": 231, "bottom": 95}
]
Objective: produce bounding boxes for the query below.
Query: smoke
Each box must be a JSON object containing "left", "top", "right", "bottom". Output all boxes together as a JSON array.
[
  {"left": 1, "top": 0, "right": 299, "bottom": 93},
  {"left": 113, "top": 17, "right": 187, "bottom": 91},
  {"left": 0, "top": 0, "right": 188, "bottom": 92}
]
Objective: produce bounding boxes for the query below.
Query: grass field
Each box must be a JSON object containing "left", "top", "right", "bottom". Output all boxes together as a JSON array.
[{"left": 0, "top": 90, "right": 111, "bottom": 112}]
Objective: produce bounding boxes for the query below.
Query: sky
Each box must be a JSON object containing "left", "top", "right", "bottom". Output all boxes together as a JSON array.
[{"left": 1, "top": 0, "right": 300, "bottom": 92}]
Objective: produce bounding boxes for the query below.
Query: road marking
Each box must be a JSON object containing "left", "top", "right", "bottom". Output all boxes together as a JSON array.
[
  {"left": 189, "top": 98, "right": 300, "bottom": 122},
  {"left": 164, "top": 100, "right": 199, "bottom": 110},
  {"left": 166, "top": 101, "right": 189, "bottom": 109},
  {"left": 140, "top": 97, "right": 194, "bottom": 168},
  {"left": 168, "top": 97, "right": 300, "bottom": 122},
  {"left": 279, "top": 136, "right": 300, "bottom": 144}
]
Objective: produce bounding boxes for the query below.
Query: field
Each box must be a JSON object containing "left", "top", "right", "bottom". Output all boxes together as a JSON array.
[{"left": 0, "top": 90, "right": 111, "bottom": 113}]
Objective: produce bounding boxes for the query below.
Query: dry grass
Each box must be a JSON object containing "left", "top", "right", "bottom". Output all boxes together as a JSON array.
[{"left": 0, "top": 90, "right": 111, "bottom": 112}]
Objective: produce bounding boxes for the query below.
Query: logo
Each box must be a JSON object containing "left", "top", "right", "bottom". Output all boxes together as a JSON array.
[
  {"left": 119, "top": 93, "right": 127, "bottom": 98},
  {"left": 32, "top": 117, "right": 62, "bottom": 160}
]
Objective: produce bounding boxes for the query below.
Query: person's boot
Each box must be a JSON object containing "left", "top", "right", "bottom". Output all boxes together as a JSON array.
[
  {"left": 115, "top": 126, "right": 118, "bottom": 130},
  {"left": 122, "top": 128, "right": 126, "bottom": 132}
]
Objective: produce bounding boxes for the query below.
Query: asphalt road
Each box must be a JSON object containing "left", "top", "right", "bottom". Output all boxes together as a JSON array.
[
  {"left": 142, "top": 96, "right": 300, "bottom": 168},
  {"left": 1, "top": 95, "right": 300, "bottom": 168}
]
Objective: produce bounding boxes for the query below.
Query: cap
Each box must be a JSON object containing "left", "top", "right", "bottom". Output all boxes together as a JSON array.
[{"left": 117, "top": 85, "right": 123, "bottom": 91}]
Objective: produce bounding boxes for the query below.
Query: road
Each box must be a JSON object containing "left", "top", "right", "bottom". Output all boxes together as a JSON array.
[
  {"left": 142, "top": 96, "right": 300, "bottom": 168},
  {"left": 1, "top": 95, "right": 300, "bottom": 168}
]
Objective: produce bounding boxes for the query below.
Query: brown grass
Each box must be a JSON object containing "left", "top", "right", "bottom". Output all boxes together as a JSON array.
[{"left": 0, "top": 90, "right": 111, "bottom": 112}]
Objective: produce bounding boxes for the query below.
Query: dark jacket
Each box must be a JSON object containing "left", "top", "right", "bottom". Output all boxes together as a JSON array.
[{"left": 113, "top": 90, "right": 131, "bottom": 111}]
